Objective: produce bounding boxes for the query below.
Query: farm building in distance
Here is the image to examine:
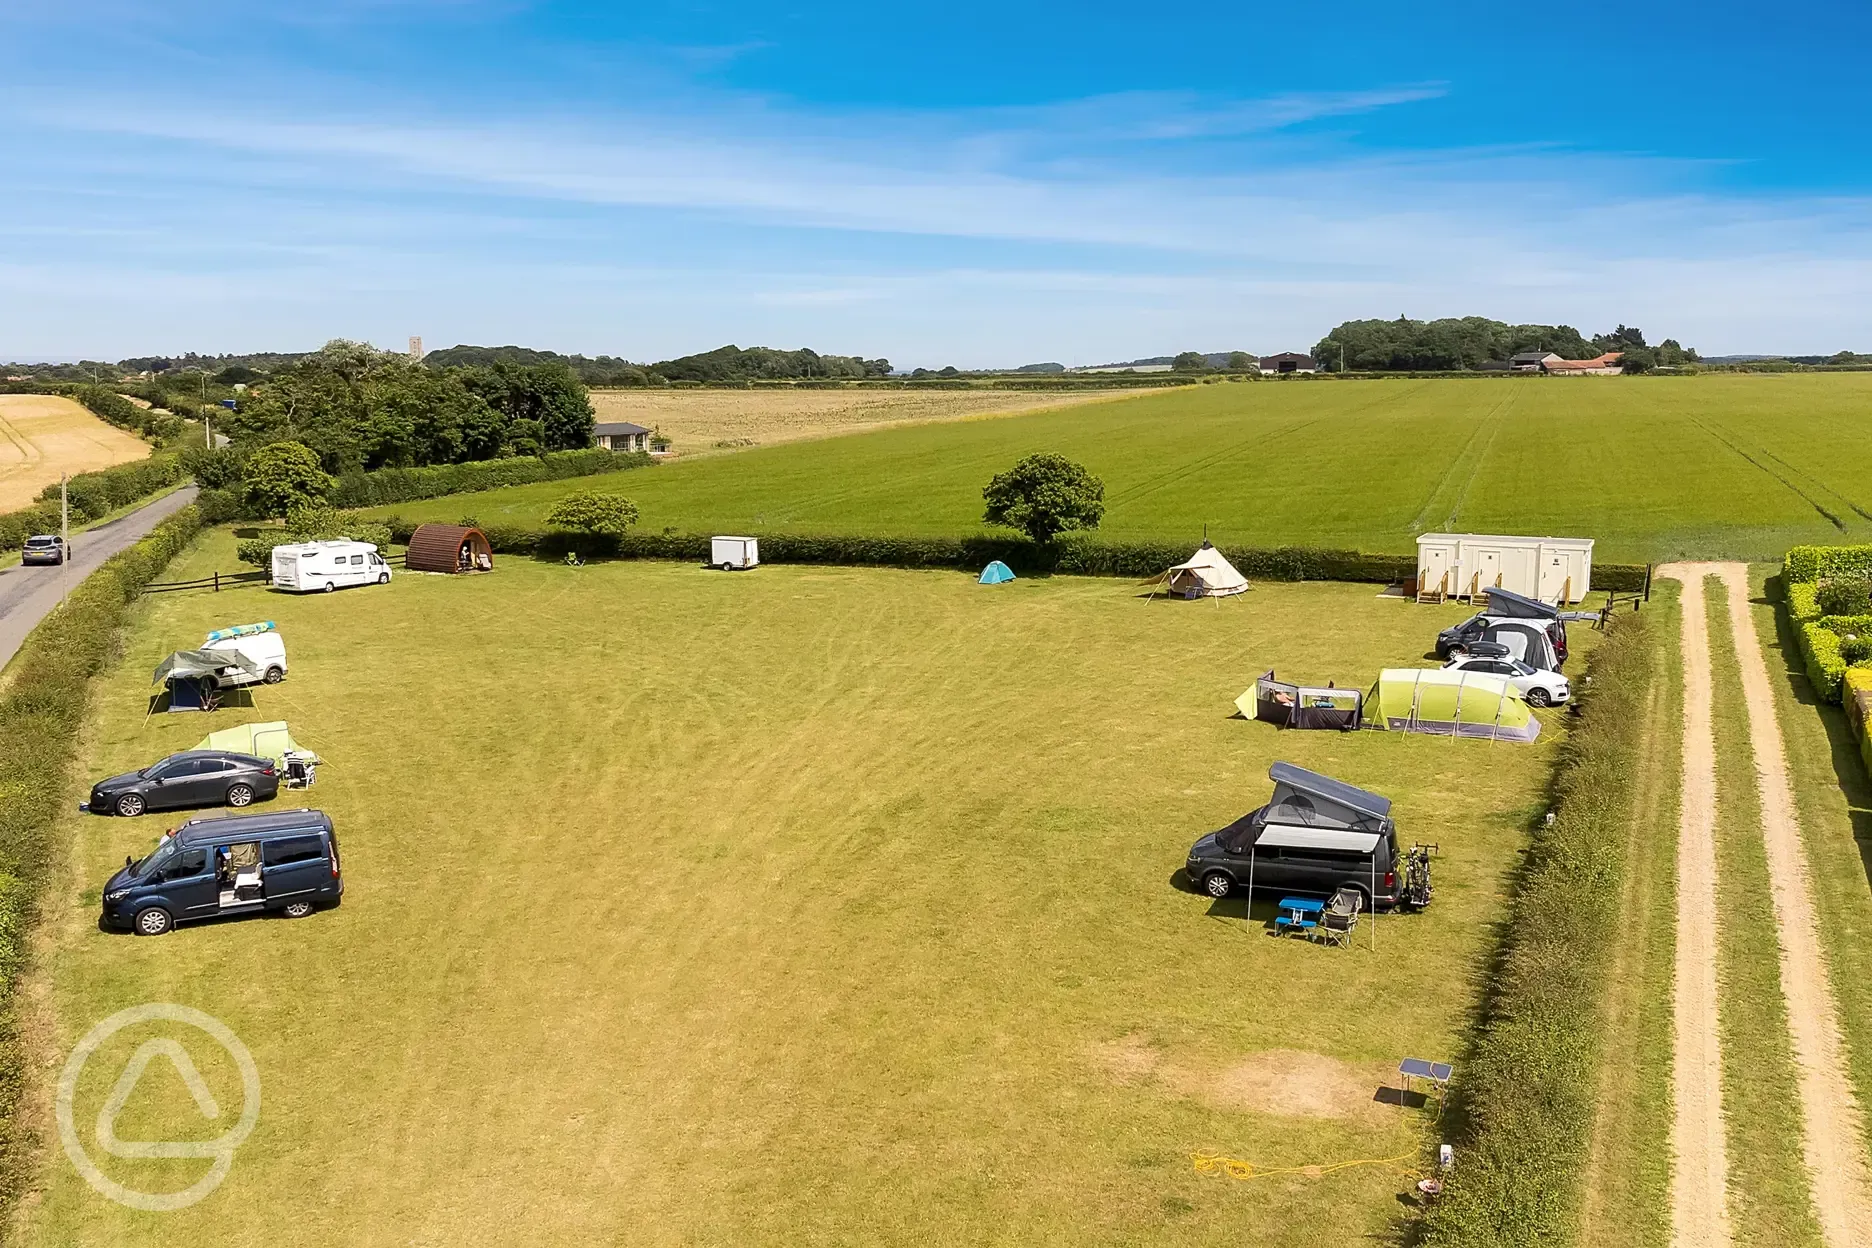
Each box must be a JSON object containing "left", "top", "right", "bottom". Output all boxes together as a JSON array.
[
  {"left": 594, "top": 421, "right": 651, "bottom": 452},
  {"left": 1259, "top": 353, "right": 1317, "bottom": 375},
  {"left": 1504, "top": 350, "right": 1624, "bottom": 375}
]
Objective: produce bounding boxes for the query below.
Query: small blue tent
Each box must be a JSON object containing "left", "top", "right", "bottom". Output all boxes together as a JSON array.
[{"left": 978, "top": 560, "right": 1016, "bottom": 585}]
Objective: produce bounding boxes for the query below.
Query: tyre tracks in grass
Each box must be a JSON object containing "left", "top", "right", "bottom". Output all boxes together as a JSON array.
[
  {"left": 1705, "top": 572, "right": 1823, "bottom": 1247},
  {"left": 1660, "top": 564, "right": 1734, "bottom": 1248},
  {"left": 1684, "top": 418, "right": 1852, "bottom": 536},
  {"left": 1717, "top": 564, "right": 1872, "bottom": 1245},
  {"left": 1404, "top": 387, "right": 1517, "bottom": 536}
]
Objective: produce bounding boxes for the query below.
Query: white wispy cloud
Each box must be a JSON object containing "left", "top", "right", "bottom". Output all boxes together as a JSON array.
[{"left": 3, "top": 76, "right": 1871, "bottom": 358}]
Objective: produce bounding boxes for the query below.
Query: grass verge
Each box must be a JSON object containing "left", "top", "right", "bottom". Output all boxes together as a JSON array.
[
  {"left": 1421, "top": 608, "right": 1660, "bottom": 1244},
  {"left": 1703, "top": 574, "right": 1822, "bottom": 1244},
  {"left": 1575, "top": 584, "right": 1682, "bottom": 1248},
  {"left": 0, "top": 504, "right": 201, "bottom": 1209}
]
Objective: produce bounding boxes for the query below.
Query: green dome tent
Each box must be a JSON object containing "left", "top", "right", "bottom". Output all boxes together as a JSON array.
[
  {"left": 978, "top": 560, "right": 1016, "bottom": 585},
  {"left": 1368, "top": 668, "right": 1542, "bottom": 742}
]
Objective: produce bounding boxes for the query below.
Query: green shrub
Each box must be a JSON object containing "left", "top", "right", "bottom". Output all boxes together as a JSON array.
[
  {"left": 1788, "top": 581, "right": 1821, "bottom": 621},
  {"left": 0, "top": 504, "right": 201, "bottom": 1202},
  {"left": 1421, "top": 612, "right": 1655, "bottom": 1243},
  {"left": 1819, "top": 614, "right": 1872, "bottom": 636},
  {"left": 545, "top": 491, "right": 639, "bottom": 538},
  {"left": 1817, "top": 577, "right": 1872, "bottom": 617},
  {"left": 1841, "top": 636, "right": 1872, "bottom": 665}
]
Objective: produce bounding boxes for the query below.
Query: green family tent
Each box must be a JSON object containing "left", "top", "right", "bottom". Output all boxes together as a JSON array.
[
  {"left": 193, "top": 721, "right": 321, "bottom": 769},
  {"left": 978, "top": 561, "right": 1016, "bottom": 584},
  {"left": 1368, "top": 668, "right": 1542, "bottom": 742}
]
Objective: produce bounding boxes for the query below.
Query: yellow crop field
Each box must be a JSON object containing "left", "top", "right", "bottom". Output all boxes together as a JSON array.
[
  {"left": 590, "top": 385, "right": 1140, "bottom": 454},
  {"left": 0, "top": 396, "right": 149, "bottom": 512}
]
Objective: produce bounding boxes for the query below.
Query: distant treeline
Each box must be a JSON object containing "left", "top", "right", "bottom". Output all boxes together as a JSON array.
[
  {"left": 426, "top": 343, "right": 892, "bottom": 386},
  {"left": 1311, "top": 317, "right": 1699, "bottom": 373}
]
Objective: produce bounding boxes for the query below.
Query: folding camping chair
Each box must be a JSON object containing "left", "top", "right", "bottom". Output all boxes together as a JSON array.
[{"left": 1315, "top": 887, "right": 1362, "bottom": 949}]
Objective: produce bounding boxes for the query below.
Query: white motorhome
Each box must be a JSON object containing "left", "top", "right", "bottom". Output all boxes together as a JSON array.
[
  {"left": 710, "top": 536, "right": 759, "bottom": 571},
  {"left": 271, "top": 541, "right": 392, "bottom": 593}
]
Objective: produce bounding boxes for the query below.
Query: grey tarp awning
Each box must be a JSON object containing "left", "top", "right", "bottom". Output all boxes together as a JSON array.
[
  {"left": 152, "top": 649, "right": 259, "bottom": 685},
  {"left": 1483, "top": 586, "right": 1560, "bottom": 619}
]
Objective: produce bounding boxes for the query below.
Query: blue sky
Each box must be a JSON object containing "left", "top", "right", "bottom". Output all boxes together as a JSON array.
[{"left": 2, "top": 0, "right": 1869, "bottom": 365}]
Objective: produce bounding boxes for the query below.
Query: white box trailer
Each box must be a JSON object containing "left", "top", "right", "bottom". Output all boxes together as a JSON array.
[
  {"left": 1415, "top": 532, "right": 1593, "bottom": 604},
  {"left": 710, "top": 536, "right": 759, "bottom": 571}
]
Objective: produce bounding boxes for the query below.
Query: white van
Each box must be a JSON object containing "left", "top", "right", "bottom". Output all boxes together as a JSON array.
[
  {"left": 203, "top": 628, "right": 288, "bottom": 687},
  {"left": 271, "top": 541, "right": 392, "bottom": 593}
]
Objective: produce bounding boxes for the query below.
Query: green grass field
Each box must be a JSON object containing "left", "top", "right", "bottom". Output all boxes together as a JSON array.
[
  {"left": 22, "top": 532, "right": 1591, "bottom": 1246},
  {"left": 371, "top": 374, "right": 1872, "bottom": 564}
]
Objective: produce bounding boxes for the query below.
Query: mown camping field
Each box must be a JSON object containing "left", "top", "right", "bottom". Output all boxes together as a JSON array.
[
  {"left": 22, "top": 532, "right": 1590, "bottom": 1246},
  {"left": 378, "top": 374, "right": 1872, "bottom": 564}
]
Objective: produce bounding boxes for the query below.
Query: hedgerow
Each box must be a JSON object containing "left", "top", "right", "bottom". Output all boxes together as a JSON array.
[
  {"left": 376, "top": 520, "right": 1652, "bottom": 591},
  {"left": 1784, "top": 543, "right": 1872, "bottom": 585},
  {"left": 0, "top": 503, "right": 203, "bottom": 1205},
  {"left": 0, "top": 457, "right": 189, "bottom": 553},
  {"left": 1781, "top": 547, "right": 1872, "bottom": 703},
  {"left": 1420, "top": 610, "right": 1655, "bottom": 1244},
  {"left": 327, "top": 448, "right": 649, "bottom": 509}
]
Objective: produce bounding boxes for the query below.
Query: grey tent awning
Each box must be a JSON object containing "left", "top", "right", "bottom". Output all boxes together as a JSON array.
[{"left": 152, "top": 649, "right": 259, "bottom": 685}]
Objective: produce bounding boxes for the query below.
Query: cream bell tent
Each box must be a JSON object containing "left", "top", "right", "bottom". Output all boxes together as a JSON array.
[
  {"left": 1368, "top": 668, "right": 1542, "bottom": 742},
  {"left": 1157, "top": 542, "right": 1247, "bottom": 599}
]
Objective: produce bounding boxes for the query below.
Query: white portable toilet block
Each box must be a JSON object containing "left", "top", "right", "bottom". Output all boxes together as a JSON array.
[{"left": 1415, "top": 533, "right": 1594, "bottom": 603}]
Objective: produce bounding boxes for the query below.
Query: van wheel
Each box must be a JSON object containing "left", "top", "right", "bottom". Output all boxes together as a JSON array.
[
  {"left": 115, "top": 793, "right": 146, "bottom": 818},
  {"left": 282, "top": 900, "right": 314, "bottom": 919},
  {"left": 1526, "top": 688, "right": 1552, "bottom": 707},
  {"left": 226, "top": 784, "right": 254, "bottom": 808},
  {"left": 134, "top": 907, "right": 173, "bottom": 936},
  {"left": 323, "top": 581, "right": 336, "bottom": 593},
  {"left": 377, "top": 573, "right": 389, "bottom": 585},
  {"left": 1203, "top": 872, "right": 1233, "bottom": 899}
]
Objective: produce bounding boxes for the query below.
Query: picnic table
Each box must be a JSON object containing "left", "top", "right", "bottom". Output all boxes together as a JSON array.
[
  {"left": 1275, "top": 896, "right": 1322, "bottom": 936},
  {"left": 1398, "top": 1058, "right": 1454, "bottom": 1111}
]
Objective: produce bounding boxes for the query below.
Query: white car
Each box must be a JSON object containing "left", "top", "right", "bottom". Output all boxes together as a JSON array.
[{"left": 1442, "top": 654, "right": 1570, "bottom": 707}]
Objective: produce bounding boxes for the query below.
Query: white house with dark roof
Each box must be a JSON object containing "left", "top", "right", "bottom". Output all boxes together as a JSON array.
[{"left": 593, "top": 421, "right": 651, "bottom": 452}]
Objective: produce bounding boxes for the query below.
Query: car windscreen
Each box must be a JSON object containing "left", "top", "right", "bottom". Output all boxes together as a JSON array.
[{"left": 131, "top": 838, "right": 179, "bottom": 876}]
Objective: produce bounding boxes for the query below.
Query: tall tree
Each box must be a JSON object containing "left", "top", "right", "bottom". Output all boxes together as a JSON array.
[{"left": 982, "top": 454, "right": 1106, "bottom": 544}]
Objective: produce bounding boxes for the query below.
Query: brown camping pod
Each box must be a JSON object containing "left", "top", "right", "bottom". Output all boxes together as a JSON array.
[{"left": 405, "top": 524, "right": 493, "bottom": 574}]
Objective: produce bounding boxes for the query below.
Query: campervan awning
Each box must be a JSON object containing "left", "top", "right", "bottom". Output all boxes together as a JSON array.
[
  {"left": 1256, "top": 824, "right": 1385, "bottom": 854},
  {"left": 152, "top": 649, "right": 258, "bottom": 685}
]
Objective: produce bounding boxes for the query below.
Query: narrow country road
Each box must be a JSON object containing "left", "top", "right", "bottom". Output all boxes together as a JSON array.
[
  {"left": 0, "top": 486, "right": 198, "bottom": 675},
  {"left": 1659, "top": 562, "right": 1732, "bottom": 1248}
]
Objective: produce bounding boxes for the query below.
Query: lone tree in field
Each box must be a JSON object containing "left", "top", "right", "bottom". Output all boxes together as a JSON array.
[
  {"left": 546, "top": 491, "right": 640, "bottom": 538},
  {"left": 242, "top": 440, "right": 335, "bottom": 518},
  {"left": 982, "top": 453, "right": 1105, "bottom": 545}
]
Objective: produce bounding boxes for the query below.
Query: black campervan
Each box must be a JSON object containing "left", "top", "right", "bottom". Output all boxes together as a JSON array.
[
  {"left": 1185, "top": 763, "right": 1404, "bottom": 909},
  {"left": 100, "top": 809, "right": 342, "bottom": 936}
]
